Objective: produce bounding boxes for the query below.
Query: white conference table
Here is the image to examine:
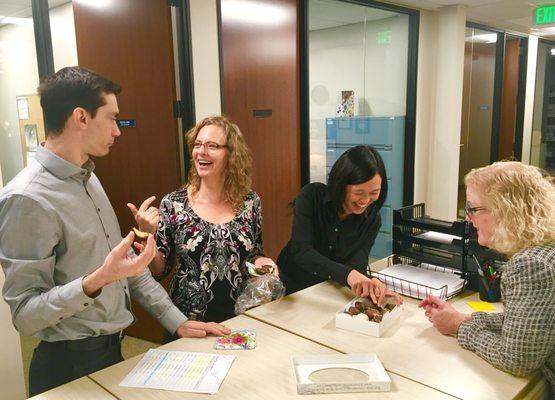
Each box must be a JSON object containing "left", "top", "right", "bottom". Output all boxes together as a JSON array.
[
  {"left": 27, "top": 376, "right": 117, "bottom": 400},
  {"left": 245, "top": 281, "right": 544, "bottom": 400},
  {"left": 89, "top": 315, "right": 456, "bottom": 400}
]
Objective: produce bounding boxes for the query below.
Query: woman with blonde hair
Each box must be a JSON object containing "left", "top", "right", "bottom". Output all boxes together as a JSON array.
[
  {"left": 130, "top": 115, "right": 275, "bottom": 341},
  {"left": 420, "top": 162, "right": 555, "bottom": 393}
]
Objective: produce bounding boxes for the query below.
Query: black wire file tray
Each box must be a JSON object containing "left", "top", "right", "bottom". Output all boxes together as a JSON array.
[
  {"left": 372, "top": 255, "right": 466, "bottom": 300},
  {"left": 372, "top": 204, "right": 470, "bottom": 300}
]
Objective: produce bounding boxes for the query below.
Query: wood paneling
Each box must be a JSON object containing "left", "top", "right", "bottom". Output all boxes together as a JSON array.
[
  {"left": 499, "top": 39, "right": 520, "bottom": 160},
  {"left": 73, "top": 0, "right": 180, "bottom": 343},
  {"left": 220, "top": 0, "right": 301, "bottom": 259}
]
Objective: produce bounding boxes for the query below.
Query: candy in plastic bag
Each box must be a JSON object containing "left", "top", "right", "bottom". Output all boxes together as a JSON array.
[{"left": 235, "top": 274, "right": 285, "bottom": 315}]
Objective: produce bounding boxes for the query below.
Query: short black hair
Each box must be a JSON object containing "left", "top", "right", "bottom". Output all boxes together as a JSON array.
[
  {"left": 38, "top": 66, "right": 121, "bottom": 136},
  {"left": 327, "top": 145, "right": 388, "bottom": 214}
]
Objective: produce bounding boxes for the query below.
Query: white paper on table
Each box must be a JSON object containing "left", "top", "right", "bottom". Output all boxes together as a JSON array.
[
  {"left": 415, "top": 231, "right": 461, "bottom": 244},
  {"left": 377, "top": 264, "right": 464, "bottom": 299},
  {"left": 119, "top": 349, "right": 235, "bottom": 394}
]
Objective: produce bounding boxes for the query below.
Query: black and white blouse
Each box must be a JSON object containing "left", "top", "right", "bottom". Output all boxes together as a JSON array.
[{"left": 155, "top": 189, "right": 264, "bottom": 322}]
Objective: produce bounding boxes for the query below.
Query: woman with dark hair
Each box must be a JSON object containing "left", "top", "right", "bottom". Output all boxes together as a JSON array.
[{"left": 277, "top": 145, "right": 391, "bottom": 304}]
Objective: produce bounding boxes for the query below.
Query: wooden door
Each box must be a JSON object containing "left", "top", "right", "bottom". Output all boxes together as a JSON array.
[
  {"left": 499, "top": 39, "right": 520, "bottom": 160},
  {"left": 73, "top": 0, "right": 181, "bottom": 343},
  {"left": 220, "top": 0, "right": 301, "bottom": 259}
]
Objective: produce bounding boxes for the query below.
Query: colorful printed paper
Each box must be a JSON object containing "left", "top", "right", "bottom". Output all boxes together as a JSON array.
[{"left": 215, "top": 330, "right": 256, "bottom": 350}]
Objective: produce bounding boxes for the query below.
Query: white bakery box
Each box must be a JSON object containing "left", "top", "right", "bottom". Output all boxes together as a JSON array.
[
  {"left": 293, "top": 353, "right": 391, "bottom": 394},
  {"left": 335, "top": 297, "right": 402, "bottom": 337}
]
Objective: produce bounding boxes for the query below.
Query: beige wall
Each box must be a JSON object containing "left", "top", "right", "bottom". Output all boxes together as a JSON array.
[
  {"left": 190, "top": 0, "right": 222, "bottom": 121},
  {"left": 416, "top": 5, "right": 467, "bottom": 220},
  {"left": 522, "top": 35, "right": 539, "bottom": 164}
]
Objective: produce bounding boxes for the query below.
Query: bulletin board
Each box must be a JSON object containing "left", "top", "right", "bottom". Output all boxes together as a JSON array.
[{"left": 17, "top": 94, "right": 46, "bottom": 166}]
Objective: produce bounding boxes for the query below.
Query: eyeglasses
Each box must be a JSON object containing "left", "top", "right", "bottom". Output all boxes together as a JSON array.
[
  {"left": 192, "top": 141, "right": 228, "bottom": 152},
  {"left": 465, "top": 201, "right": 487, "bottom": 217}
]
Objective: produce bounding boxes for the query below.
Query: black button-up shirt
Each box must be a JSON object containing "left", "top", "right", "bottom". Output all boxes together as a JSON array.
[{"left": 277, "top": 182, "right": 381, "bottom": 294}]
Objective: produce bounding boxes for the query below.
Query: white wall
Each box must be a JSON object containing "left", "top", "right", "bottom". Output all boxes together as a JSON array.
[
  {"left": 523, "top": 35, "right": 539, "bottom": 165},
  {"left": 50, "top": 2, "right": 78, "bottom": 71},
  {"left": 190, "top": 0, "right": 222, "bottom": 121},
  {"left": 420, "top": 5, "right": 466, "bottom": 220},
  {"left": 413, "top": 9, "right": 437, "bottom": 204}
]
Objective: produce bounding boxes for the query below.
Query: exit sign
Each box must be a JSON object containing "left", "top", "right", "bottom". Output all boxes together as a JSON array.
[{"left": 535, "top": 5, "right": 555, "bottom": 25}]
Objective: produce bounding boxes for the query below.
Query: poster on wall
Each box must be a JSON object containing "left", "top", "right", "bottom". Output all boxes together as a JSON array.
[{"left": 17, "top": 94, "right": 46, "bottom": 166}]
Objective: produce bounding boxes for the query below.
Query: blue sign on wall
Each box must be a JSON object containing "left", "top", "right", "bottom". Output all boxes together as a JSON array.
[{"left": 116, "top": 119, "right": 136, "bottom": 128}]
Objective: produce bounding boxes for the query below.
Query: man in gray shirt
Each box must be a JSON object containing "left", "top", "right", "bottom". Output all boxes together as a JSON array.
[{"left": 0, "top": 66, "right": 230, "bottom": 396}]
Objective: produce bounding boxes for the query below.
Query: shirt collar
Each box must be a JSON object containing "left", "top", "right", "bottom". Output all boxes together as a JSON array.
[{"left": 35, "top": 145, "right": 95, "bottom": 181}]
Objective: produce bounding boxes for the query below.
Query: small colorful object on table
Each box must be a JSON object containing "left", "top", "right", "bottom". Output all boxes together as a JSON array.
[{"left": 214, "top": 330, "right": 256, "bottom": 350}]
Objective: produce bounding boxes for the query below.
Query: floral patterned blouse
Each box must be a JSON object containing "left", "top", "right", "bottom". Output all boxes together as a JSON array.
[{"left": 155, "top": 189, "right": 264, "bottom": 322}]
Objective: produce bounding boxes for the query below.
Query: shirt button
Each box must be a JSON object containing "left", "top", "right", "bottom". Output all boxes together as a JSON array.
[
  {"left": 328, "top": 245, "right": 332, "bottom": 249},
  {"left": 334, "top": 228, "right": 338, "bottom": 232},
  {"left": 58, "top": 316, "right": 63, "bottom": 320},
  {"left": 84, "top": 302, "right": 89, "bottom": 306},
  {"left": 328, "top": 275, "right": 331, "bottom": 279},
  {"left": 106, "top": 234, "right": 110, "bottom": 239},
  {"left": 97, "top": 208, "right": 100, "bottom": 212},
  {"left": 123, "top": 286, "right": 127, "bottom": 290}
]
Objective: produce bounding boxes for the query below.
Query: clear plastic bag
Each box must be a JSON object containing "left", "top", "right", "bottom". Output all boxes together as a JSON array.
[{"left": 235, "top": 273, "right": 286, "bottom": 315}]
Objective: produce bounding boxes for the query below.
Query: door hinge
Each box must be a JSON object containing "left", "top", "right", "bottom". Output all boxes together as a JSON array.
[
  {"left": 167, "top": 0, "right": 182, "bottom": 7},
  {"left": 173, "top": 100, "right": 186, "bottom": 118}
]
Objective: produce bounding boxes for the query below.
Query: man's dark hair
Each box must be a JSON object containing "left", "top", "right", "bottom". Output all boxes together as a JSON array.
[
  {"left": 327, "top": 145, "right": 388, "bottom": 214},
  {"left": 38, "top": 66, "right": 121, "bottom": 136}
]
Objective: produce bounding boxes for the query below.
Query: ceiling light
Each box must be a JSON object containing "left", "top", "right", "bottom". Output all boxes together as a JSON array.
[
  {"left": 221, "top": 0, "right": 290, "bottom": 25},
  {"left": 74, "top": 0, "right": 111, "bottom": 8},
  {"left": 0, "top": 17, "right": 33, "bottom": 26},
  {"left": 471, "top": 33, "right": 497, "bottom": 43}
]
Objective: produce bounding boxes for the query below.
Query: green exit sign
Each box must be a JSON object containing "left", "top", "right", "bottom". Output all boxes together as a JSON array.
[{"left": 536, "top": 5, "right": 555, "bottom": 25}]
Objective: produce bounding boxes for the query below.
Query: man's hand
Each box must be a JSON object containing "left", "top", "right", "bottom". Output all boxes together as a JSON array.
[
  {"left": 127, "top": 196, "right": 159, "bottom": 234},
  {"left": 82, "top": 231, "right": 156, "bottom": 296},
  {"left": 419, "top": 295, "right": 471, "bottom": 335},
  {"left": 176, "top": 320, "right": 232, "bottom": 338},
  {"left": 347, "top": 270, "right": 386, "bottom": 306}
]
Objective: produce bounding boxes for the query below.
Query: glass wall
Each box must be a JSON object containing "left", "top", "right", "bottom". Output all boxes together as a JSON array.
[
  {"left": 0, "top": 1, "right": 40, "bottom": 185},
  {"left": 457, "top": 27, "right": 497, "bottom": 218},
  {"left": 531, "top": 41, "right": 555, "bottom": 174},
  {"left": 0, "top": 0, "right": 77, "bottom": 187},
  {"left": 308, "top": 0, "right": 412, "bottom": 258}
]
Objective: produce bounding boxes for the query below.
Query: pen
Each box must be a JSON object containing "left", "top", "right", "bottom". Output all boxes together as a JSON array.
[
  {"left": 473, "top": 255, "right": 492, "bottom": 297},
  {"left": 487, "top": 264, "right": 494, "bottom": 277}
]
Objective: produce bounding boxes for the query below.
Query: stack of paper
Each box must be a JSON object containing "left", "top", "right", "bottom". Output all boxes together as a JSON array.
[{"left": 375, "top": 264, "right": 464, "bottom": 299}]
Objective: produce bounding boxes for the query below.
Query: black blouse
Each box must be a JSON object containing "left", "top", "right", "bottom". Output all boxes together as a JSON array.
[{"left": 277, "top": 182, "right": 381, "bottom": 294}]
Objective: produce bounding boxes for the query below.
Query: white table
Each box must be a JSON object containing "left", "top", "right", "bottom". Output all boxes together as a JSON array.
[
  {"left": 27, "top": 376, "right": 116, "bottom": 400},
  {"left": 245, "top": 281, "right": 543, "bottom": 400},
  {"left": 89, "top": 315, "right": 455, "bottom": 399}
]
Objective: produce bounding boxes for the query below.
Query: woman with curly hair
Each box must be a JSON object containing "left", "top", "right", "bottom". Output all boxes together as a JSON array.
[
  {"left": 130, "top": 115, "right": 275, "bottom": 341},
  {"left": 420, "top": 162, "right": 555, "bottom": 393}
]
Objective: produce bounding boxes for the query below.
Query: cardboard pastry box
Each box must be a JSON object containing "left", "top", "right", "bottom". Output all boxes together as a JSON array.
[
  {"left": 293, "top": 353, "right": 391, "bottom": 394},
  {"left": 335, "top": 297, "right": 402, "bottom": 337}
]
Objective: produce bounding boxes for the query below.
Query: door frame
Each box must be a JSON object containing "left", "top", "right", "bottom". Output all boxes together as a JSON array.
[{"left": 299, "top": 0, "right": 419, "bottom": 206}]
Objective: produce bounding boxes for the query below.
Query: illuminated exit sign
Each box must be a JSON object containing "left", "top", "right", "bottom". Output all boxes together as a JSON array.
[{"left": 535, "top": 5, "right": 555, "bottom": 25}]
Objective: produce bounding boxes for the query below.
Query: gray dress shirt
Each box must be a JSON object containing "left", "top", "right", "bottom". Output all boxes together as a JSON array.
[
  {"left": 0, "top": 146, "right": 187, "bottom": 341},
  {"left": 458, "top": 242, "right": 555, "bottom": 391}
]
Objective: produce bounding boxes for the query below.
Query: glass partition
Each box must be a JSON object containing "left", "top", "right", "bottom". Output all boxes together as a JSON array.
[
  {"left": 308, "top": 0, "right": 412, "bottom": 258},
  {"left": 531, "top": 41, "right": 555, "bottom": 175}
]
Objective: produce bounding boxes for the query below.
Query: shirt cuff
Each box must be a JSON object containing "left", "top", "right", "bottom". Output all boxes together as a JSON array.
[
  {"left": 58, "top": 277, "right": 95, "bottom": 319},
  {"left": 340, "top": 266, "right": 353, "bottom": 287},
  {"left": 158, "top": 305, "right": 188, "bottom": 334},
  {"left": 457, "top": 312, "right": 485, "bottom": 349}
]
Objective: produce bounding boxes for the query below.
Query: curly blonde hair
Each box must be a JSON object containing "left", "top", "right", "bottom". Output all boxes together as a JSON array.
[
  {"left": 186, "top": 115, "right": 253, "bottom": 211},
  {"left": 465, "top": 161, "right": 555, "bottom": 256}
]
